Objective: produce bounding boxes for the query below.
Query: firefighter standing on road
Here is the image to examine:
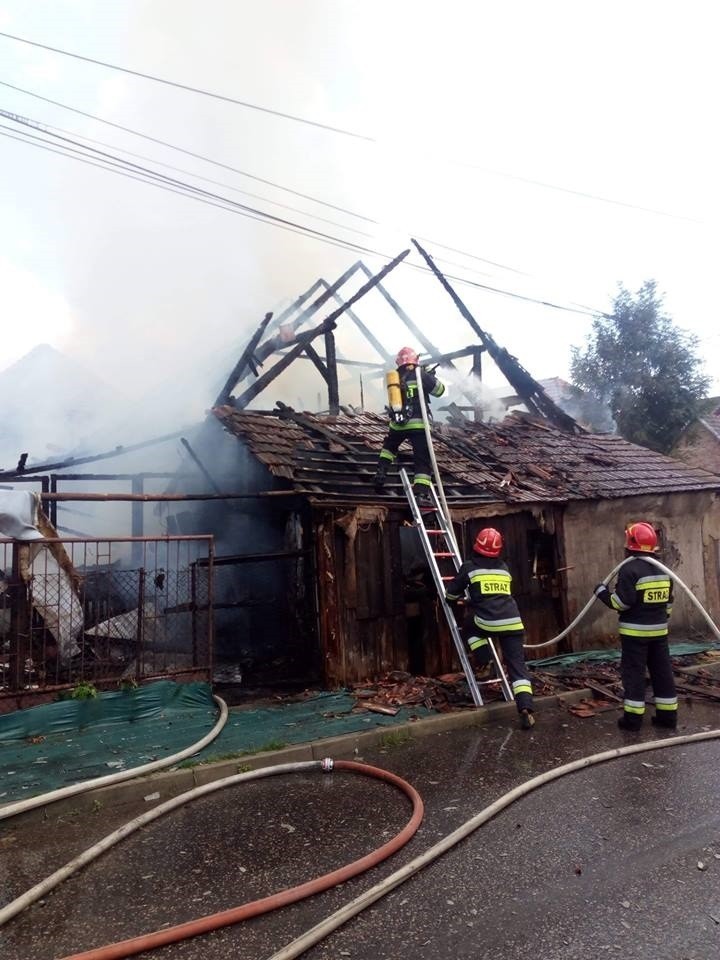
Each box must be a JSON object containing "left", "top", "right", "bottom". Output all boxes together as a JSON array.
[
  {"left": 373, "top": 347, "right": 445, "bottom": 502},
  {"left": 445, "top": 527, "right": 535, "bottom": 729},
  {"left": 594, "top": 521, "right": 678, "bottom": 731}
]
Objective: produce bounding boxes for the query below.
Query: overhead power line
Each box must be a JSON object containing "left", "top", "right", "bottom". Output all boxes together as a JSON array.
[
  {"left": 0, "top": 113, "right": 604, "bottom": 318},
  {"left": 0, "top": 29, "right": 373, "bottom": 142},
  {"left": 0, "top": 79, "right": 376, "bottom": 223}
]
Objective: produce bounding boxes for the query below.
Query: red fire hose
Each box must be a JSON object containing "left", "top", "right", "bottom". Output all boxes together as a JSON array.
[{"left": 56, "top": 759, "right": 423, "bottom": 960}]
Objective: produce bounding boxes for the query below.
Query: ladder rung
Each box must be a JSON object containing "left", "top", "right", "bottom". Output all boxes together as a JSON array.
[
  {"left": 433, "top": 552, "right": 454, "bottom": 558},
  {"left": 425, "top": 529, "right": 444, "bottom": 534},
  {"left": 440, "top": 576, "right": 454, "bottom": 581}
]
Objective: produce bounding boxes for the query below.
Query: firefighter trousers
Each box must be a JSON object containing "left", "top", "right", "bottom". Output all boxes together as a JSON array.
[
  {"left": 620, "top": 635, "right": 677, "bottom": 721},
  {"left": 462, "top": 613, "right": 533, "bottom": 713},
  {"left": 377, "top": 429, "right": 432, "bottom": 487}
]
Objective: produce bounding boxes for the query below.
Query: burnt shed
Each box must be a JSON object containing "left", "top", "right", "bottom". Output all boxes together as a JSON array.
[{"left": 210, "top": 404, "right": 720, "bottom": 688}]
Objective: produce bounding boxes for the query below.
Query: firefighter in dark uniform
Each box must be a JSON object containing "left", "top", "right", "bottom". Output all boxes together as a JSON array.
[
  {"left": 594, "top": 521, "right": 677, "bottom": 731},
  {"left": 445, "top": 526, "right": 535, "bottom": 729},
  {"left": 373, "top": 346, "right": 446, "bottom": 502}
]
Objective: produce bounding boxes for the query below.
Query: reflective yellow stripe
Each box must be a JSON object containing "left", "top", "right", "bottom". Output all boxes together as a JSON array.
[
  {"left": 624, "top": 703, "right": 645, "bottom": 715},
  {"left": 512, "top": 682, "right": 532, "bottom": 695},
  {"left": 469, "top": 637, "right": 489, "bottom": 650},
  {"left": 636, "top": 579, "right": 670, "bottom": 590},
  {"left": 619, "top": 627, "right": 669, "bottom": 637},
  {"left": 655, "top": 702, "right": 678, "bottom": 712}
]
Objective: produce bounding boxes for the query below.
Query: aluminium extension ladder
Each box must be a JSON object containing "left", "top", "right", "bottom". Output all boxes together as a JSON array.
[{"left": 399, "top": 467, "right": 513, "bottom": 708}]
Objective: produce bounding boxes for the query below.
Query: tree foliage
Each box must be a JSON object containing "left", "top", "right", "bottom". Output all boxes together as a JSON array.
[{"left": 570, "top": 280, "right": 710, "bottom": 453}]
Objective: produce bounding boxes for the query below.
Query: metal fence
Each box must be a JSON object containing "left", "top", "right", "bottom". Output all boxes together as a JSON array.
[{"left": 0, "top": 536, "right": 214, "bottom": 708}]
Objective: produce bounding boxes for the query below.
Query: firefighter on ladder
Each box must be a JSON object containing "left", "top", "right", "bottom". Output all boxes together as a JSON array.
[
  {"left": 594, "top": 521, "right": 678, "bottom": 732},
  {"left": 445, "top": 527, "right": 535, "bottom": 729},
  {"left": 373, "top": 347, "right": 446, "bottom": 502}
]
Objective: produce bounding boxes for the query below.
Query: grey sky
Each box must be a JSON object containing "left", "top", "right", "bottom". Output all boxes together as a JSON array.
[{"left": 1, "top": 0, "right": 718, "bottom": 441}]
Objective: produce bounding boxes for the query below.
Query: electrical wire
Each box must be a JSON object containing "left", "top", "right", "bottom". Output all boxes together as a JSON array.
[
  {"left": 17, "top": 114, "right": 376, "bottom": 237},
  {"left": 0, "top": 80, "right": 608, "bottom": 308},
  {"left": 0, "top": 34, "right": 701, "bottom": 223},
  {"left": 0, "top": 117, "right": 604, "bottom": 318},
  {"left": 0, "top": 80, "right": 377, "bottom": 222},
  {"left": 0, "top": 30, "right": 373, "bottom": 142}
]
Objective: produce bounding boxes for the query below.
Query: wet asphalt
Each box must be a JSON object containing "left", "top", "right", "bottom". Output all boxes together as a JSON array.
[{"left": 2, "top": 699, "right": 720, "bottom": 960}]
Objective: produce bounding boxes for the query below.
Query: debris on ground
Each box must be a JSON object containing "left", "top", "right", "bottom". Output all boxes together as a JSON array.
[{"left": 348, "top": 653, "right": 720, "bottom": 715}]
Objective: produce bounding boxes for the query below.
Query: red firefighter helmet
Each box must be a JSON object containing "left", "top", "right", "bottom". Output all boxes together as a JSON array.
[
  {"left": 625, "top": 521, "right": 658, "bottom": 553},
  {"left": 473, "top": 527, "right": 503, "bottom": 557},
  {"left": 395, "top": 346, "right": 419, "bottom": 368}
]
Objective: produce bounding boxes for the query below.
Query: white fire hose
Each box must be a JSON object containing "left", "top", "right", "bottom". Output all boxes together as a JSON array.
[
  {"left": 523, "top": 555, "right": 720, "bottom": 650},
  {"left": 0, "top": 694, "right": 228, "bottom": 821}
]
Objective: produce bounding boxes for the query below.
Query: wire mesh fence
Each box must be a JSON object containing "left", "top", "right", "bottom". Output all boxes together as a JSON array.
[{"left": 0, "top": 536, "right": 214, "bottom": 705}]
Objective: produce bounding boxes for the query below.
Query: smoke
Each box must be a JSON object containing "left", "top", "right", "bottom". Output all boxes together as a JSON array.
[{"left": 433, "top": 365, "right": 511, "bottom": 422}]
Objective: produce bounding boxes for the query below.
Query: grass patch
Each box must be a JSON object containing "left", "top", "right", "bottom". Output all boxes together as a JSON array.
[{"left": 379, "top": 729, "right": 412, "bottom": 749}]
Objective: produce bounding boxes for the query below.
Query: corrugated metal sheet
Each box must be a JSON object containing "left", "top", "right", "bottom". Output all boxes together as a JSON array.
[{"left": 213, "top": 405, "right": 720, "bottom": 504}]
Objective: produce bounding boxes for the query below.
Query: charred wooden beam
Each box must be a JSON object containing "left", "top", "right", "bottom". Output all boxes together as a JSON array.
[
  {"left": 180, "top": 437, "right": 223, "bottom": 494},
  {"left": 302, "top": 343, "right": 331, "bottom": 383},
  {"left": 318, "top": 277, "right": 393, "bottom": 363},
  {"left": 411, "top": 238, "right": 583, "bottom": 435},
  {"left": 325, "top": 327, "right": 340, "bottom": 415},
  {"left": 358, "top": 260, "right": 441, "bottom": 357},
  {"left": 239, "top": 261, "right": 363, "bottom": 384},
  {"left": 215, "top": 311, "right": 273, "bottom": 406},
  {"left": 0, "top": 430, "right": 188, "bottom": 477},
  {"left": 233, "top": 250, "right": 410, "bottom": 409}
]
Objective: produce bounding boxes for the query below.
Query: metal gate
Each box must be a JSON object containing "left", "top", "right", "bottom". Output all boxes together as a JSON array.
[{"left": 0, "top": 535, "right": 214, "bottom": 709}]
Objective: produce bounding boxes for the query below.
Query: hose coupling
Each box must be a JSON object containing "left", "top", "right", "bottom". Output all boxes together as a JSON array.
[{"left": 320, "top": 758, "right": 334, "bottom": 772}]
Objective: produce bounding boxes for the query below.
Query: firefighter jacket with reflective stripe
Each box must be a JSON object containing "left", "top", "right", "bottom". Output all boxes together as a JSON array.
[
  {"left": 388, "top": 366, "right": 446, "bottom": 432},
  {"left": 445, "top": 556, "right": 524, "bottom": 636},
  {"left": 597, "top": 555, "right": 673, "bottom": 639}
]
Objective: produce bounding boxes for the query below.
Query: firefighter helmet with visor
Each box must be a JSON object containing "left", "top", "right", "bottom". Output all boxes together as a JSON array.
[
  {"left": 625, "top": 521, "right": 658, "bottom": 553},
  {"left": 395, "top": 346, "right": 419, "bottom": 368},
  {"left": 473, "top": 527, "right": 503, "bottom": 557}
]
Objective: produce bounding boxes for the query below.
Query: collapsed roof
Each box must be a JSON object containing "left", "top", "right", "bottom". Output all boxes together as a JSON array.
[{"left": 213, "top": 404, "right": 720, "bottom": 506}]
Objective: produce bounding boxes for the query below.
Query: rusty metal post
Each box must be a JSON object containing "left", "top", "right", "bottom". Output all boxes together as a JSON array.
[
  {"left": 44, "top": 476, "right": 55, "bottom": 527},
  {"left": 324, "top": 328, "right": 340, "bottom": 415},
  {"left": 190, "top": 560, "right": 198, "bottom": 667},
  {"left": 131, "top": 477, "right": 144, "bottom": 567},
  {"left": 135, "top": 567, "right": 145, "bottom": 682},
  {"left": 8, "top": 543, "right": 30, "bottom": 692},
  {"left": 471, "top": 347, "right": 483, "bottom": 421},
  {"left": 207, "top": 539, "right": 215, "bottom": 681}
]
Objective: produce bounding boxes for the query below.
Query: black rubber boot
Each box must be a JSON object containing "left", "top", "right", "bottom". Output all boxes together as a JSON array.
[
  {"left": 373, "top": 465, "right": 388, "bottom": 491},
  {"left": 617, "top": 713, "right": 643, "bottom": 731},
  {"left": 413, "top": 484, "right": 432, "bottom": 503},
  {"left": 519, "top": 709, "right": 535, "bottom": 730},
  {"left": 651, "top": 713, "right": 678, "bottom": 729}
]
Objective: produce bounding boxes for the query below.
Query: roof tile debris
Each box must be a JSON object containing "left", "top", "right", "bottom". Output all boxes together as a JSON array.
[{"left": 213, "top": 405, "right": 720, "bottom": 505}]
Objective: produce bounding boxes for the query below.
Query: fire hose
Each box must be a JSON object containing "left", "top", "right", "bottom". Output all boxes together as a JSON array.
[
  {"left": 2, "top": 554, "right": 719, "bottom": 957},
  {"left": 0, "top": 759, "right": 424, "bottom": 960},
  {"left": 523, "top": 554, "right": 720, "bottom": 650},
  {"left": 0, "top": 694, "right": 229, "bottom": 822}
]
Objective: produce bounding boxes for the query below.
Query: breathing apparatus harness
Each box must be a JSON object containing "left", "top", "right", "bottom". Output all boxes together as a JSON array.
[{"left": 385, "top": 364, "right": 438, "bottom": 426}]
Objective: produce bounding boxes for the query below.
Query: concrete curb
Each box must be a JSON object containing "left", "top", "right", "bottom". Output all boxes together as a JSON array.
[{"left": 9, "top": 688, "right": 593, "bottom": 827}]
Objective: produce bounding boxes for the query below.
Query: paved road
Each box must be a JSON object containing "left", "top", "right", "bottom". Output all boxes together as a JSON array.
[{"left": 3, "top": 699, "right": 720, "bottom": 960}]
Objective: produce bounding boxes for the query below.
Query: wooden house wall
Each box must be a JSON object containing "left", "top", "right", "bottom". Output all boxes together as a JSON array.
[{"left": 314, "top": 502, "right": 568, "bottom": 686}]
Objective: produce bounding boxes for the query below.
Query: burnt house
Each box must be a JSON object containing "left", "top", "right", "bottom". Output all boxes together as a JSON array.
[{"left": 204, "top": 404, "right": 720, "bottom": 688}]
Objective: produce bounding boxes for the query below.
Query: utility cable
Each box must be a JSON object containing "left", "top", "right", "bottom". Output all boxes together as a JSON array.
[
  {"left": 0, "top": 80, "right": 377, "bottom": 222},
  {"left": 0, "top": 30, "right": 373, "bottom": 142},
  {"left": 0, "top": 119, "right": 604, "bottom": 317},
  {"left": 0, "top": 82, "right": 610, "bottom": 312},
  {"left": 0, "top": 34, "right": 700, "bottom": 223}
]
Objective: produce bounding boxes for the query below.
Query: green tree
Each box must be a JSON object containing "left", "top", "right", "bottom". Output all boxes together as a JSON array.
[{"left": 570, "top": 280, "right": 710, "bottom": 453}]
